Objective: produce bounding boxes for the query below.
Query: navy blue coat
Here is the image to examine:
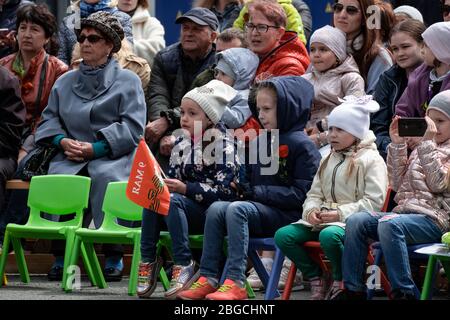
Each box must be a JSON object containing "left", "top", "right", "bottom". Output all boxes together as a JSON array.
[
  {"left": 371, "top": 64, "right": 408, "bottom": 160},
  {"left": 247, "top": 76, "right": 321, "bottom": 236}
]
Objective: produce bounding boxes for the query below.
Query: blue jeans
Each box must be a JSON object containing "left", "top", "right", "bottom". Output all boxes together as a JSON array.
[
  {"left": 199, "top": 201, "right": 263, "bottom": 284},
  {"left": 342, "top": 211, "right": 442, "bottom": 295},
  {"left": 140, "top": 193, "right": 207, "bottom": 265}
]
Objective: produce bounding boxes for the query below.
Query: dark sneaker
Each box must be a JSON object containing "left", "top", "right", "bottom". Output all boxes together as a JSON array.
[
  {"left": 137, "top": 257, "right": 163, "bottom": 298},
  {"left": 164, "top": 260, "right": 199, "bottom": 300},
  {"left": 103, "top": 267, "right": 123, "bottom": 282},
  {"left": 389, "top": 289, "right": 417, "bottom": 300},
  {"left": 47, "top": 265, "right": 63, "bottom": 281},
  {"left": 326, "top": 280, "right": 345, "bottom": 300}
]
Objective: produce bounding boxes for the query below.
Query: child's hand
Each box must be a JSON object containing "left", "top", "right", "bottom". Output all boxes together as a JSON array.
[
  {"left": 307, "top": 210, "right": 322, "bottom": 225},
  {"left": 164, "top": 179, "right": 186, "bottom": 195},
  {"left": 389, "top": 116, "right": 405, "bottom": 144},
  {"left": 320, "top": 210, "right": 340, "bottom": 223},
  {"left": 422, "top": 116, "right": 437, "bottom": 142}
]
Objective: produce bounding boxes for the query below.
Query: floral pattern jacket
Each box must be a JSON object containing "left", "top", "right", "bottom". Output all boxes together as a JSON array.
[{"left": 168, "top": 122, "right": 239, "bottom": 206}]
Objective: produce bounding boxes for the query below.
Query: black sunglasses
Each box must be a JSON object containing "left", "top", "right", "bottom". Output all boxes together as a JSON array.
[
  {"left": 443, "top": 4, "right": 450, "bottom": 16},
  {"left": 332, "top": 3, "right": 361, "bottom": 15},
  {"left": 77, "top": 34, "right": 104, "bottom": 44}
]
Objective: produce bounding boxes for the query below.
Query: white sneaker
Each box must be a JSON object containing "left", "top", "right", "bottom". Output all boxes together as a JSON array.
[
  {"left": 247, "top": 258, "right": 273, "bottom": 290},
  {"left": 278, "top": 258, "right": 304, "bottom": 291}
]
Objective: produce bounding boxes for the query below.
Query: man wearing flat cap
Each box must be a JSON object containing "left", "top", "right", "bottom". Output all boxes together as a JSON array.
[{"left": 145, "top": 7, "right": 219, "bottom": 172}]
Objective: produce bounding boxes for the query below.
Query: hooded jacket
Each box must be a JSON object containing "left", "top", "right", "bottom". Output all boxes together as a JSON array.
[
  {"left": 302, "top": 55, "right": 365, "bottom": 129},
  {"left": 246, "top": 76, "right": 320, "bottom": 235},
  {"left": 299, "top": 131, "right": 388, "bottom": 230},
  {"left": 388, "top": 140, "right": 450, "bottom": 232},
  {"left": 395, "top": 63, "right": 450, "bottom": 117},
  {"left": 255, "top": 31, "right": 310, "bottom": 82},
  {"left": 216, "top": 48, "right": 259, "bottom": 128}
]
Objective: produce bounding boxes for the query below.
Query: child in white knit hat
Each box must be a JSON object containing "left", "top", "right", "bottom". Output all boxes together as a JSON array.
[
  {"left": 275, "top": 95, "right": 388, "bottom": 300},
  {"left": 137, "top": 79, "right": 241, "bottom": 300},
  {"left": 301, "top": 25, "right": 365, "bottom": 150}
]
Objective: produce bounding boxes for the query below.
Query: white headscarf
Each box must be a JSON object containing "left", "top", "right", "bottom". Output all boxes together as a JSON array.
[
  {"left": 394, "top": 5, "right": 424, "bottom": 23},
  {"left": 422, "top": 22, "right": 450, "bottom": 65}
]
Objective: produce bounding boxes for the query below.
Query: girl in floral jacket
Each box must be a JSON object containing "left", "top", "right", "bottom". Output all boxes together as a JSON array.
[
  {"left": 275, "top": 95, "right": 388, "bottom": 300},
  {"left": 341, "top": 90, "right": 450, "bottom": 300},
  {"left": 137, "top": 80, "right": 240, "bottom": 300}
]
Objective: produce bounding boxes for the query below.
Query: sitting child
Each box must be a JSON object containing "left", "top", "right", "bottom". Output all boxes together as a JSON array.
[
  {"left": 341, "top": 90, "right": 450, "bottom": 300},
  {"left": 213, "top": 47, "right": 259, "bottom": 129},
  {"left": 177, "top": 76, "right": 321, "bottom": 300},
  {"left": 136, "top": 80, "right": 240, "bottom": 299},
  {"left": 302, "top": 25, "right": 365, "bottom": 150},
  {"left": 275, "top": 95, "right": 388, "bottom": 300}
]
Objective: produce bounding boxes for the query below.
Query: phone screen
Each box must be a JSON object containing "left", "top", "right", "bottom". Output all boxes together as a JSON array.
[
  {"left": 0, "top": 29, "right": 10, "bottom": 37},
  {"left": 398, "top": 118, "right": 427, "bottom": 137}
]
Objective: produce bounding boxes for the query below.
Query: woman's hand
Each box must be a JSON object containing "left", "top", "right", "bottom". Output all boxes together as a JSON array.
[
  {"left": 159, "top": 135, "right": 175, "bottom": 157},
  {"left": 389, "top": 116, "right": 405, "bottom": 144},
  {"left": 320, "top": 210, "right": 340, "bottom": 223},
  {"left": 164, "top": 178, "right": 186, "bottom": 195},
  {"left": 307, "top": 210, "right": 322, "bottom": 225},
  {"left": 60, "top": 138, "right": 84, "bottom": 162},
  {"left": 145, "top": 118, "right": 169, "bottom": 145},
  {"left": 78, "top": 142, "right": 94, "bottom": 160},
  {"left": 422, "top": 116, "right": 437, "bottom": 142}
]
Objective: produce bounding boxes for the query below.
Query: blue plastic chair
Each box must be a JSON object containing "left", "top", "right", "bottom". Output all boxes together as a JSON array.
[{"left": 220, "top": 237, "right": 284, "bottom": 300}]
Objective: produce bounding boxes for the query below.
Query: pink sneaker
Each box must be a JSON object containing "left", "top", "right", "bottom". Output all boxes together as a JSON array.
[{"left": 310, "top": 277, "right": 329, "bottom": 300}]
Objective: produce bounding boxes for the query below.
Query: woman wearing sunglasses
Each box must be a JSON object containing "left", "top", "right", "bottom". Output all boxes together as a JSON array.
[
  {"left": 32, "top": 11, "right": 146, "bottom": 283},
  {"left": 333, "top": 0, "right": 393, "bottom": 94}
]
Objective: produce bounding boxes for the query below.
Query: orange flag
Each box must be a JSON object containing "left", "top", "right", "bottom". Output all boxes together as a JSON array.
[{"left": 126, "top": 138, "right": 170, "bottom": 215}]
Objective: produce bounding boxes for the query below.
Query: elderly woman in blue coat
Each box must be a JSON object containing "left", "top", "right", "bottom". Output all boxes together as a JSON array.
[{"left": 34, "top": 11, "right": 146, "bottom": 281}]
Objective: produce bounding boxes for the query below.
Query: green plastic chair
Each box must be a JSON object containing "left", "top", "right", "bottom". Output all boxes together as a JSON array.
[
  {"left": 0, "top": 175, "right": 92, "bottom": 291},
  {"left": 68, "top": 181, "right": 150, "bottom": 296},
  {"left": 420, "top": 252, "right": 450, "bottom": 300},
  {"left": 156, "top": 233, "right": 256, "bottom": 298}
]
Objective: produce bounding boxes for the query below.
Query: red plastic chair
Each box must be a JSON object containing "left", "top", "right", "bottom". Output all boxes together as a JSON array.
[{"left": 281, "top": 187, "right": 393, "bottom": 300}]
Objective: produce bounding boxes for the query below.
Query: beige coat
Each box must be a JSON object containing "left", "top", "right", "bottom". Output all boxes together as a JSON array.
[
  {"left": 388, "top": 140, "right": 450, "bottom": 232},
  {"left": 299, "top": 131, "right": 388, "bottom": 229},
  {"left": 129, "top": 5, "right": 165, "bottom": 66},
  {"left": 302, "top": 55, "right": 365, "bottom": 130}
]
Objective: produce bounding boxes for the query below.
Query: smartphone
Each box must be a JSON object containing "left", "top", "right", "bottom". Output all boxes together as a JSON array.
[{"left": 398, "top": 117, "right": 427, "bottom": 137}]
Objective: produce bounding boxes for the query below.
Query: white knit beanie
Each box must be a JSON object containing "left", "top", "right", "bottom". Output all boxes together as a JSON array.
[
  {"left": 182, "top": 79, "right": 238, "bottom": 124},
  {"left": 422, "top": 22, "right": 450, "bottom": 65},
  {"left": 394, "top": 5, "right": 424, "bottom": 23},
  {"left": 310, "top": 25, "right": 347, "bottom": 63},
  {"left": 328, "top": 95, "right": 380, "bottom": 140}
]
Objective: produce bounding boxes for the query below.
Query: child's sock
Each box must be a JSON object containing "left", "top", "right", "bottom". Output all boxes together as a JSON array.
[{"left": 105, "top": 256, "right": 124, "bottom": 271}]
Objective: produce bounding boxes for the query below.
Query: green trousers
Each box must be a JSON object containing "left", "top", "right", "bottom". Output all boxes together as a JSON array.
[{"left": 274, "top": 224, "right": 345, "bottom": 281}]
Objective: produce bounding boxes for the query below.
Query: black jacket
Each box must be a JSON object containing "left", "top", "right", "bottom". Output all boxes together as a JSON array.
[
  {"left": 146, "top": 42, "right": 216, "bottom": 132},
  {"left": 0, "top": 66, "right": 26, "bottom": 158},
  {"left": 371, "top": 64, "right": 408, "bottom": 160}
]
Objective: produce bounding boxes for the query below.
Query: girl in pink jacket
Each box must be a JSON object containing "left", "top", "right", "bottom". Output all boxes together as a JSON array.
[{"left": 339, "top": 90, "right": 450, "bottom": 300}]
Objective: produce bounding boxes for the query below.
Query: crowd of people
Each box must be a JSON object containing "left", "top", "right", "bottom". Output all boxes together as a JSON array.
[{"left": 0, "top": 0, "right": 449, "bottom": 301}]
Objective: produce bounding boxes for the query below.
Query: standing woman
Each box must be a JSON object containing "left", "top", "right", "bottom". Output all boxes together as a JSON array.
[
  {"left": 333, "top": 0, "right": 393, "bottom": 94},
  {"left": 116, "top": 0, "right": 165, "bottom": 66},
  {"left": 193, "top": 0, "right": 243, "bottom": 32},
  {"left": 371, "top": 20, "right": 426, "bottom": 160}
]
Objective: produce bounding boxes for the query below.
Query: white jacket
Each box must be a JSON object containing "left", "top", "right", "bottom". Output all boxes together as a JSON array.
[
  {"left": 130, "top": 5, "right": 165, "bottom": 66},
  {"left": 298, "top": 131, "right": 388, "bottom": 229}
]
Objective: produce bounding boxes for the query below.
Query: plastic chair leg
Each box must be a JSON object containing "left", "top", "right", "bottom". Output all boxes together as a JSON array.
[
  {"left": 0, "top": 232, "right": 11, "bottom": 283},
  {"left": 85, "top": 242, "right": 107, "bottom": 289},
  {"left": 282, "top": 264, "right": 297, "bottom": 300},
  {"left": 80, "top": 242, "right": 97, "bottom": 287},
  {"left": 421, "top": 255, "right": 437, "bottom": 300},
  {"left": 11, "top": 237, "right": 30, "bottom": 283},
  {"left": 2, "top": 274, "right": 6, "bottom": 286},
  {"left": 62, "top": 231, "right": 75, "bottom": 291},
  {"left": 128, "top": 240, "right": 141, "bottom": 296},
  {"left": 156, "top": 242, "right": 170, "bottom": 291},
  {"left": 264, "top": 250, "right": 283, "bottom": 300},
  {"left": 248, "top": 249, "right": 270, "bottom": 289}
]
